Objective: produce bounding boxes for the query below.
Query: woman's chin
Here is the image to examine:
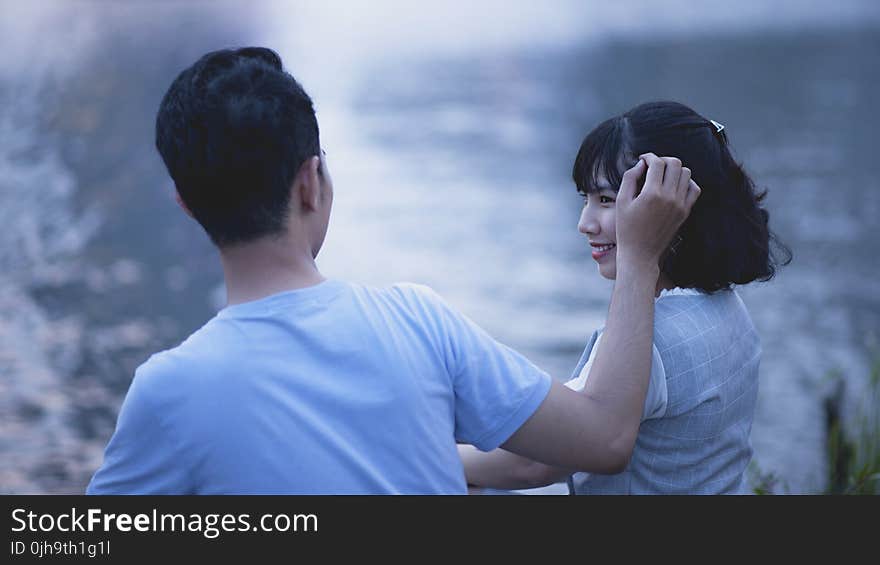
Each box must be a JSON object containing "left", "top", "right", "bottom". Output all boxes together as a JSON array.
[{"left": 598, "top": 265, "right": 616, "bottom": 281}]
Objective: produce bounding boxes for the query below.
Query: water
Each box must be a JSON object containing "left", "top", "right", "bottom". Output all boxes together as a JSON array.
[{"left": 1, "top": 1, "right": 878, "bottom": 493}]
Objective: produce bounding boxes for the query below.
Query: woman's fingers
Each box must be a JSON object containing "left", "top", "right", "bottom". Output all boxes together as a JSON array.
[
  {"left": 660, "top": 156, "right": 682, "bottom": 195},
  {"left": 634, "top": 153, "right": 699, "bottom": 211},
  {"left": 677, "top": 166, "right": 692, "bottom": 194},
  {"left": 618, "top": 159, "right": 647, "bottom": 203},
  {"left": 639, "top": 153, "right": 666, "bottom": 195},
  {"left": 685, "top": 179, "right": 702, "bottom": 209}
]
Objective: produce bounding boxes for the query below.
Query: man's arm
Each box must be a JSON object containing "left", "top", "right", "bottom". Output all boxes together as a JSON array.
[{"left": 498, "top": 154, "right": 699, "bottom": 473}]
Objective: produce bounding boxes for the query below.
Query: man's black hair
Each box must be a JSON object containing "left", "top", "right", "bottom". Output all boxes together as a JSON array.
[
  {"left": 573, "top": 100, "right": 792, "bottom": 293},
  {"left": 156, "top": 47, "right": 320, "bottom": 247}
]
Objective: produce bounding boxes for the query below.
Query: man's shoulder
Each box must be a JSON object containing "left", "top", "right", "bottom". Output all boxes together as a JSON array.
[
  {"left": 349, "top": 280, "right": 440, "bottom": 301},
  {"left": 343, "top": 282, "right": 472, "bottom": 352},
  {"left": 346, "top": 280, "right": 450, "bottom": 317},
  {"left": 132, "top": 317, "right": 234, "bottom": 390},
  {"left": 386, "top": 282, "right": 446, "bottom": 306}
]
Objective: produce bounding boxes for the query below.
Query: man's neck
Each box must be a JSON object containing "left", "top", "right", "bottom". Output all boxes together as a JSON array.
[{"left": 219, "top": 236, "right": 325, "bottom": 306}]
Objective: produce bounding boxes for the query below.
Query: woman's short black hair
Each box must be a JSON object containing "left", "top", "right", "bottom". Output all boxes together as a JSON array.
[
  {"left": 572, "top": 100, "right": 792, "bottom": 293},
  {"left": 155, "top": 47, "right": 320, "bottom": 247}
]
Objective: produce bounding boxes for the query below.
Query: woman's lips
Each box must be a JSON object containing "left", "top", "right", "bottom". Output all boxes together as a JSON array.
[{"left": 591, "top": 243, "right": 616, "bottom": 261}]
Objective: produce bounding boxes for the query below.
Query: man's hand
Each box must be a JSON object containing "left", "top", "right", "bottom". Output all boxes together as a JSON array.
[{"left": 615, "top": 153, "right": 701, "bottom": 268}]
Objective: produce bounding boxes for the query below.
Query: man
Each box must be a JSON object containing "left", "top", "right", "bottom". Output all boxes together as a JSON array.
[{"left": 87, "top": 47, "right": 699, "bottom": 494}]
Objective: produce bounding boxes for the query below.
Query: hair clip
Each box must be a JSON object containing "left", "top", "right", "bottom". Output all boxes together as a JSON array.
[{"left": 709, "top": 119, "right": 725, "bottom": 133}]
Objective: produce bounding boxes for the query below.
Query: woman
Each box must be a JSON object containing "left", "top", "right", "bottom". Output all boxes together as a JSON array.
[{"left": 459, "top": 101, "right": 791, "bottom": 494}]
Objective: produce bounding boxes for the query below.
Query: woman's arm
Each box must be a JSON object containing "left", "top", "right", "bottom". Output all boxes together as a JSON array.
[{"left": 458, "top": 444, "right": 572, "bottom": 490}]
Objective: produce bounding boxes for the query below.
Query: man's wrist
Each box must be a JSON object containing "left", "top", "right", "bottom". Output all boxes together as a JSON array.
[{"left": 615, "top": 252, "right": 660, "bottom": 281}]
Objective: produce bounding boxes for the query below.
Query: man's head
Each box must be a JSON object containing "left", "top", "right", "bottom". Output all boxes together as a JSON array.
[{"left": 156, "top": 47, "right": 330, "bottom": 252}]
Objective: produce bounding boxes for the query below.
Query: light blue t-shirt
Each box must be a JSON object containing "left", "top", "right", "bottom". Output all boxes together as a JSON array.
[{"left": 87, "top": 280, "right": 551, "bottom": 494}]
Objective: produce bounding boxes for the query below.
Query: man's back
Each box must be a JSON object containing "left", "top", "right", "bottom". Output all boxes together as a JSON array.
[{"left": 87, "top": 280, "right": 551, "bottom": 494}]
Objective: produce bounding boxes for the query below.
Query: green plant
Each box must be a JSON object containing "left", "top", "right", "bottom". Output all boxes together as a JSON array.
[
  {"left": 823, "top": 357, "right": 880, "bottom": 495},
  {"left": 748, "top": 460, "right": 783, "bottom": 495}
]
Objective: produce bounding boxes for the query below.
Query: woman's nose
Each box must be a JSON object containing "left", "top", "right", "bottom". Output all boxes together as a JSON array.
[{"left": 578, "top": 206, "right": 599, "bottom": 235}]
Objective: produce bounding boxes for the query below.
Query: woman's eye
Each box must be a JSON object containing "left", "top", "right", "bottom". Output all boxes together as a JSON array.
[{"left": 600, "top": 195, "right": 615, "bottom": 204}]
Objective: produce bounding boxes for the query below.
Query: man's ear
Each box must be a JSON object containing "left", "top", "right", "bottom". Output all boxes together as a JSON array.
[
  {"left": 175, "top": 192, "right": 195, "bottom": 218},
  {"left": 295, "top": 155, "right": 322, "bottom": 212}
]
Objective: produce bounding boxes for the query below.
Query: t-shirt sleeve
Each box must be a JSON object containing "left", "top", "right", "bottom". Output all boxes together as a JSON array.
[
  {"left": 86, "top": 359, "right": 192, "bottom": 494},
  {"left": 403, "top": 285, "right": 552, "bottom": 451},
  {"left": 643, "top": 343, "right": 668, "bottom": 421},
  {"left": 565, "top": 334, "right": 668, "bottom": 422}
]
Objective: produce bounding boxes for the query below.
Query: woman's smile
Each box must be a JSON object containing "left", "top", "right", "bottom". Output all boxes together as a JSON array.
[{"left": 590, "top": 242, "right": 616, "bottom": 261}]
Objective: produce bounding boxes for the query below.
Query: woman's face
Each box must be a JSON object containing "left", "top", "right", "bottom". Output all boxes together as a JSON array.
[{"left": 578, "top": 184, "right": 618, "bottom": 280}]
